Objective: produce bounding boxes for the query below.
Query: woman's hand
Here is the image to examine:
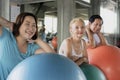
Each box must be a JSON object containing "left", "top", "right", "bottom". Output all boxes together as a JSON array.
[
  {"left": 27, "top": 38, "right": 35, "bottom": 43},
  {"left": 27, "top": 37, "right": 43, "bottom": 44},
  {"left": 82, "top": 57, "right": 88, "bottom": 63},
  {"left": 75, "top": 57, "right": 88, "bottom": 65}
]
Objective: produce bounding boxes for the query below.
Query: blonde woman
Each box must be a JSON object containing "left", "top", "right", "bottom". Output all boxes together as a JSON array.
[{"left": 59, "top": 17, "right": 88, "bottom": 66}]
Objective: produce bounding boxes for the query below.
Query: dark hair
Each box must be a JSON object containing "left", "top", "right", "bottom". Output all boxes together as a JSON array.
[
  {"left": 89, "top": 15, "right": 103, "bottom": 24},
  {"left": 13, "top": 12, "right": 38, "bottom": 40}
]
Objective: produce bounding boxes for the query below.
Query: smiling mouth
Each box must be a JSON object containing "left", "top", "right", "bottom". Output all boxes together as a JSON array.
[
  {"left": 78, "top": 32, "right": 83, "bottom": 34},
  {"left": 25, "top": 31, "right": 34, "bottom": 36}
]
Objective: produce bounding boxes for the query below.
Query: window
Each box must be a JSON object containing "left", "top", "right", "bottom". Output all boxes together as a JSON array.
[
  {"left": 44, "top": 15, "right": 57, "bottom": 34},
  {"left": 100, "top": 7, "right": 117, "bottom": 34}
]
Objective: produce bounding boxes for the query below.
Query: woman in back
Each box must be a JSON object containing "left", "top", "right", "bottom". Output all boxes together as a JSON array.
[{"left": 83, "top": 15, "right": 107, "bottom": 48}]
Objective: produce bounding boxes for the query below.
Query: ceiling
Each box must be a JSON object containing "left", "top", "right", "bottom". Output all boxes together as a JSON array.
[{"left": 10, "top": 0, "right": 118, "bottom": 20}]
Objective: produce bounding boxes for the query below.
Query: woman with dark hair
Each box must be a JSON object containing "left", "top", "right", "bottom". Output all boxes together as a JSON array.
[
  {"left": 83, "top": 15, "right": 108, "bottom": 48},
  {"left": 0, "top": 12, "right": 55, "bottom": 80}
]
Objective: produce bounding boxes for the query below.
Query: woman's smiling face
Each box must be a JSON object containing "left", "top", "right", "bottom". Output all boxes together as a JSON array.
[
  {"left": 90, "top": 19, "right": 102, "bottom": 33},
  {"left": 70, "top": 20, "right": 85, "bottom": 38},
  {"left": 19, "top": 16, "right": 37, "bottom": 40}
]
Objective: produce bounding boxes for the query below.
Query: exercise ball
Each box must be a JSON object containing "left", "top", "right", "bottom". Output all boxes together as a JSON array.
[
  {"left": 7, "top": 53, "right": 86, "bottom": 80},
  {"left": 80, "top": 63, "right": 106, "bottom": 80},
  {"left": 87, "top": 45, "right": 120, "bottom": 80}
]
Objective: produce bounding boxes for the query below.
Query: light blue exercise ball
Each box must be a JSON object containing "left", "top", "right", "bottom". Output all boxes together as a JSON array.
[{"left": 7, "top": 53, "right": 86, "bottom": 80}]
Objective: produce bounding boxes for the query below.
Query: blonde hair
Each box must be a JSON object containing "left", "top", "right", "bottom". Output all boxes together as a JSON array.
[{"left": 69, "top": 17, "right": 85, "bottom": 28}]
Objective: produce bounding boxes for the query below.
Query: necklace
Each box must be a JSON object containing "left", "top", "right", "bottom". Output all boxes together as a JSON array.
[{"left": 71, "top": 38, "right": 83, "bottom": 55}]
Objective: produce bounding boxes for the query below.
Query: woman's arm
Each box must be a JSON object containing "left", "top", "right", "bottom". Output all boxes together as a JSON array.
[
  {"left": 97, "top": 32, "right": 107, "bottom": 46},
  {"left": 34, "top": 37, "right": 55, "bottom": 54},
  {"left": 85, "top": 27, "right": 96, "bottom": 48},
  {"left": 75, "top": 57, "right": 88, "bottom": 65},
  {"left": 82, "top": 39, "right": 88, "bottom": 59},
  {"left": 0, "top": 17, "right": 13, "bottom": 31}
]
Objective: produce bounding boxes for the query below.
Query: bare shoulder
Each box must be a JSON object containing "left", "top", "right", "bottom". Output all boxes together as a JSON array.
[
  {"left": 63, "top": 37, "right": 72, "bottom": 44},
  {"left": 59, "top": 37, "right": 71, "bottom": 54},
  {"left": 60, "top": 37, "right": 72, "bottom": 49}
]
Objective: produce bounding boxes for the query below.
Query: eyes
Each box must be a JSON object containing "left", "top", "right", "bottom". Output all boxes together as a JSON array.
[
  {"left": 25, "top": 22, "right": 36, "bottom": 28},
  {"left": 93, "top": 23, "right": 102, "bottom": 27},
  {"left": 75, "top": 26, "right": 85, "bottom": 30}
]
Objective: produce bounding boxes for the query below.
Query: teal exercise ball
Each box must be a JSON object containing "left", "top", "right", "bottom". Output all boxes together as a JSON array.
[
  {"left": 80, "top": 63, "right": 106, "bottom": 80},
  {"left": 7, "top": 53, "right": 86, "bottom": 80}
]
